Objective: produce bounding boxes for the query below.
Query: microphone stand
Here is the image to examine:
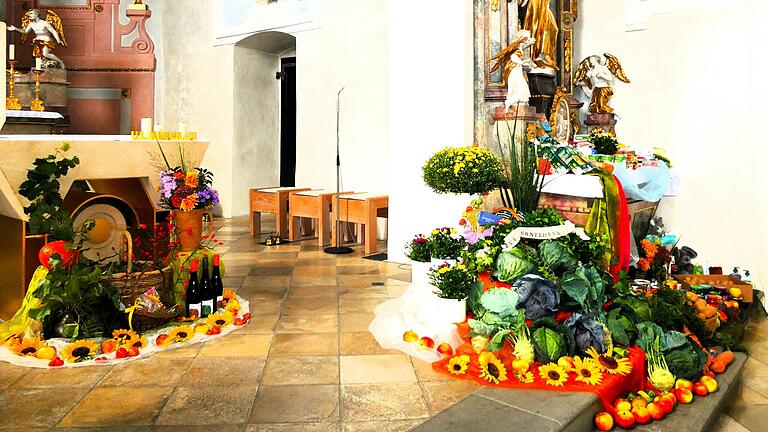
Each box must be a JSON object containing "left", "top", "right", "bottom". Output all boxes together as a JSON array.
[{"left": 324, "top": 87, "right": 353, "bottom": 255}]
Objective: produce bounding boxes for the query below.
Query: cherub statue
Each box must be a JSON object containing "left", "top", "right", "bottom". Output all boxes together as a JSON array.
[
  {"left": 574, "top": 54, "right": 630, "bottom": 114},
  {"left": 489, "top": 30, "right": 536, "bottom": 109},
  {"left": 7, "top": 9, "right": 68, "bottom": 69}
]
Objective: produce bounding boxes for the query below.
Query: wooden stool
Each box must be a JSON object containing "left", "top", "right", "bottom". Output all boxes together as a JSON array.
[
  {"left": 249, "top": 187, "right": 311, "bottom": 238},
  {"left": 288, "top": 190, "right": 354, "bottom": 245},
  {"left": 331, "top": 193, "right": 389, "bottom": 254}
]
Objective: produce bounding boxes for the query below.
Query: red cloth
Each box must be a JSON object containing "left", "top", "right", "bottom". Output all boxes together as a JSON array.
[
  {"left": 609, "top": 174, "right": 631, "bottom": 281},
  {"left": 432, "top": 323, "right": 647, "bottom": 412}
]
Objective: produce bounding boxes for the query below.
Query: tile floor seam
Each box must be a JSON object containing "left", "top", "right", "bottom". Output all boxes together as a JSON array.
[
  {"left": 472, "top": 392, "right": 565, "bottom": 427},
  {"left": 148, "top": 342, "right": 204, "bottom": 426},
  {"left": 51, "top": 366, "right": 114, "bottom": 428}
]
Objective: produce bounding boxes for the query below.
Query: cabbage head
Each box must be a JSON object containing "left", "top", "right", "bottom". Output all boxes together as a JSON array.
[
  {"left": 565, "top": 313, "right": 607, "bottom": 354},
  {"left": 495, "top": 248, "right": 535, "bottom": 283},
  {"left": 512, "top": 274, "right": 560, "bottom": 320}
]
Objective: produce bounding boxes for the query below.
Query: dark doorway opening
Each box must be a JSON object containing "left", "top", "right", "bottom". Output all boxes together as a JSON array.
[{"left": 279, "top": 57, "right": 297, "bottom": 187}]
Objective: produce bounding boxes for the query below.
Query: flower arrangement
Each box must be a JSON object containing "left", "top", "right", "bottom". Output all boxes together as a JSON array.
[
  {"left": 158, "top": 167, "right": 219, "bottom": 211},
  {"left": 429, "top": 263, "right": 477, "bottom": 300},
  {"left": 422, "top": 146, "right": 504, "bottom": 195},
  {"left": 428, "top": 227, "right": 465, "bottom": 260},
  {"left": 405, "top": 235, "right": 431, "bottom": 263},
  {"left": 635, "top": 238, "right": 671, "bottom": 284}
]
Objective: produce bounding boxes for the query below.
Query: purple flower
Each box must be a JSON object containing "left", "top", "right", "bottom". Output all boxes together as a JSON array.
[{"left": 463, "top": 227, "right": 493, "bottom": 245}]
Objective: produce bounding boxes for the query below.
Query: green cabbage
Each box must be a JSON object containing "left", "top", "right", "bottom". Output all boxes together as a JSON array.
[{"left": 495, "top": 248, "right": 535, "bottom": 282}]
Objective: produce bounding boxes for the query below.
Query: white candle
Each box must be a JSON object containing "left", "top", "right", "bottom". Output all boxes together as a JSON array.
[
  {"left": 179, "top": 121, "right": 189, "bottom": 135},
  {"left": 8, "top": 44, "right": 15, "bottom": 61},
  {"left": 140, "top": 117, "right": 153, "bottom": 135},
  {"left": 35, "top": 57, "right": 42, "bottom": 70}
]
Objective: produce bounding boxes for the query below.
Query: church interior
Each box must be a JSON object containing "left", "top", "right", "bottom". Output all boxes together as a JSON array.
[{"left": 0, "top": 1, "right": 766, "bottom": 431}]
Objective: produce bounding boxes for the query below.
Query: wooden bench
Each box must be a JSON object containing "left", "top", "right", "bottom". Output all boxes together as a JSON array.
[
  {"left": 249, "top": 187, "right": 311, "bottom": 238},
  {"left": 331, "top": 193, "right": 389, "bottom": 254},
  {"left": 288, "top": 190, "right": 355, "bottom": 245}
]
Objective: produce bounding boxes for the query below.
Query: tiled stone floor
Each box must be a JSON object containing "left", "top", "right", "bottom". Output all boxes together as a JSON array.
[{"left": 0, "top": 215, "right": 764, "bottom": 431}]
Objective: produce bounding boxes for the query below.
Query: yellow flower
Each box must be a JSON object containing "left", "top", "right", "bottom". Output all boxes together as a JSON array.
[
  {"left": 126, "top": 335, "right": 148, "bottom": 350},
  {"left": 180, "top": 194, "right": 199, "bottom": 211},
  {"left": 11, "top": 338, "right": 45, "bottom": 357},
  {"left": 573, "top": 356, "right": 603, "bottom": 386},
  {"left": 113, "top": 329, "right": 139, "bottom": 345},
  {"left": 514, "top": 370, "right": 534, "bottom": 383},
  {"left": 225, "top": 298, "right": 241, "bottom": 313},
  {"left": 478, "top": 351, "right": 508, "bottom": 384},
  {"left": 206, "top": 311, "right": 234, "bottom": 328},
  {"left": 168, "top": 326, "right": 194, "bottom": 343},
  {"left": 61, "top": 340, "right": 99, "bottom": 363},
  {"left": 539, "top": 362, "right": 568, "bottom": 387},
  {"left": 184, "top": 171, "right": 199, "bottom": 187},
  {"left": 223, "top": 289, "right": 237, "bottom": 304},
  {"left": 585, "top": 347, "right": 633, "bottom": 375},
  {"left": 447, "top": 355, "right": 470, "bottom": 375}
]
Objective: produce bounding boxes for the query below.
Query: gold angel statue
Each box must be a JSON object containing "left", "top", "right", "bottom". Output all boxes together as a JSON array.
[
  {"left": 519, "top": 0, "right": 559, "bottom": 70},
  {"left": 574, "top": 54, "right": 630, "bottom": 114},
  {"left": 7, "top": 9, "right": 68, "bottom": 68}
]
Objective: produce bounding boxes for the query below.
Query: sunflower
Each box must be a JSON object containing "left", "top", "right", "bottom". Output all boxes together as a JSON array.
[
  {"left": 225, "top": 298, "right": 241, "bottom": 313},
  {"left": 126, "top": 335, "right": 148, "bottom": 350},
  {"left": 61, "top": 340, "right": 99, "bottom": 363},
  {"left": 573, "top": 356, "right": 603, "bottom": 386},
  {"left": 513, "top": 370, "right": 534, "bottom": 384},
  {"left": 11, "top": 338, "right": 45, "bottom": 357},
  {"left": 478, "top": 351, "right": 508, "bottom": 384},
  {"left": 112, "top": 329, "right": 139, "bottom": 345},
  {"left": 446, "top": 355, "right": 470, "bottom": 375},
  {"left": 168, "top": 326, "right": 194, "bottom": 343},
  {"left": 222, "top": 289, "right": 236, "bottom": 304},
  {"left": 585, "top": 347, "right": 633, "bottom": 376},
  {"left": 539, "top": 362, "right": 568, "bottom": 387},
  {"left": 206, "top": 311, "right": 234, "bottom": 328}
]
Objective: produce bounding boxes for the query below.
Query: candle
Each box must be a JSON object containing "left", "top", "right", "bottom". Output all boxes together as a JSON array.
[
  {"left": 179, "top": 121, "right": 189, "bottom": 138},
  {"left": 140, "top": 117, "right": 153, "bottom": 136},
  {"left": 35, "top": 57, "right": 42, "bottom": 70},
  {"left": 8, "top": 44, "right": 15, "bottom": 61}
]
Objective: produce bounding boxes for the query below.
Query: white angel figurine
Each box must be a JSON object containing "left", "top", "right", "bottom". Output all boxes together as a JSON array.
[
  {"left": 574, "top": 53, "right": 630, "bottom": 114},
  {"left": 489, "top": 31, "right": 536, "bottom": 110},
  {"left": 8, "top": 9, "right": 68, "bottom": 68}
]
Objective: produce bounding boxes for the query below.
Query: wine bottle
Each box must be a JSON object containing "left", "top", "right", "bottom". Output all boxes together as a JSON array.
[
  {"left": 200, "top": 256, "right": 214, "bottom": 317},
  {"left": 186, "top": 259, "right": 201, "bottom": 320},
  {"left": 212, "top": 254, "right": 224, "bottom": 310}
]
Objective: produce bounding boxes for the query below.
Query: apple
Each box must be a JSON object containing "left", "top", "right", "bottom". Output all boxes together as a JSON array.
[
  {"left": 243, "top": 312, "right": 252, "bottom": 322},
  {"left": 127, "top": 346, "right": 140, "bottom": 357},
  {"left": 36, "top": 346, "right": 57, "bottom": 360},
  {"left": 115, "top": 347, "right": 129, "bottom": 359},
  {"left": 155, "top": 334, "right": 170, "bottom": 346},
  {"left": 101, "top": 339, "right": 117, "bottom": 354},
  {"left": 647, "top": 402, "right": 665, "bottom": 421},
  {"left": 654, "top": 395, "right": 674, "bottom": 414},
  {"left": 660, "top": 391, "right": 677, "bottom": 407},
  {"left": 700, "top": 376, "right": 718, "bottom": 393},
  {"left": 693, "top": 381, "right": 709, "bottom": 397},
  {"left": 594, "top": 412, "right": 614, "bottom": 431},
  {"left": 211, "top": 325, "right": 221, "bottom": 335},
  {"left": 631, "top": 397, "right": 647, "bottom": 411},
  {"left": 557, "top": 356, "right": 575, "bottom": 371},
  {"left": 675, "top": 388, "right": 693, "bottom": 404},
  {"left": 614, "top": 410, "right": 635, "bottom": 429},
  {"left": 675, "top": 378, "right": 693, "bottom": 390},
  {"left": 418, "top": 336, "right": 435, "bottom": 349},
  {"left": 436, "top": 343, "right": 453, "bottom": 356},
  {"left": 234, "top": 317, "right": 245, "bottom": 326},
  {"left": 614, "top": 398, "right": 632, "bottom": 413},
  {"left": 402, "top": 331, "right": 419, "bottom": 343},
  {"left": 195, "top": 324, "right": 209, "bottom": 334},
  {"left": 632, "top": 406, "right": 651, "bottom": 425}
]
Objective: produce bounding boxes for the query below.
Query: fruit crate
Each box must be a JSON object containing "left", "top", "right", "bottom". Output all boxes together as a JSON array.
[{"left": 673, "top": 274, "right": 753, "bottom": 303}]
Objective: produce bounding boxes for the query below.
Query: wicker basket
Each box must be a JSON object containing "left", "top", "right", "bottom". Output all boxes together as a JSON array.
[{"left": 105, "top": 232, "right": 180, "bottom": 331}]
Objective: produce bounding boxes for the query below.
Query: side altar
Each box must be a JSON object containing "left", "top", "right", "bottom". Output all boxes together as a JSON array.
[{"left": 0, "top": 136, "right": 209, "bottom": 319}]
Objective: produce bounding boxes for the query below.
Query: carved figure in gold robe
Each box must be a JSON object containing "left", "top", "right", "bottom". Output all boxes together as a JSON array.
[
  {"left": 7, "top": 9, "right": 68, "bottom": 68},
  {"left": 519, "top": 0, "right": 559, "bottom": 70},
  {"left": 575, "top": 54, "right": 630, "bottom": 114}
]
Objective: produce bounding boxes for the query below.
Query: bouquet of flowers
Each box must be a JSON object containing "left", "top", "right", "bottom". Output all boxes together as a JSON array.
[
  {"left": 422, "top": 146, "right": 504, "bottom": 195},
  {"left": 429, "top": 263, "right": 477, "bottom": 300},
  {"left": 635, "top": 238, "right": 671, "bottom": 285},
  {"left": 429, "top": 227, "right": 466, "bottom": 260},
  {"left": 405, "top": 235, "right": 431, "bottom": 263},
  {"left": 158, "top": 167, "right": 219, "bottom": 211}
]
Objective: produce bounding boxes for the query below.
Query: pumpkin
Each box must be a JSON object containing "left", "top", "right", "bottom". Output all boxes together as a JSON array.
[{"left": 39, "top": 241, "right": 79, "bottom": 269}]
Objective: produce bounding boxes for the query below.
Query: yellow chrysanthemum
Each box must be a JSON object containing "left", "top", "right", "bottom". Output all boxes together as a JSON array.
[
  {"left": 539, "top": 362, "right": 568, "bottom": 387},
  {"left": 206, "top": 311, "right": 234, "bottom": 328},
  {"left": 478, "top": 351, "right": 508, "bottom": 384},
  {"left": 168, "top": 326, "right": 194, "bottom": 343},
  {"left": 11, "top": 338, "right": 45, "bottom": 357},
  {"left": 514, "top": 370, "right": 534, "bottom": 383},
  {"left": 573, "top": 356, "right": 603, "bottom": 386},
  {"left": 446, "top": 355, "right": 470, "bottom": 375},
  {"left": 225, "top": 298, "right": 241, "bottom": 313},
  {"left": 585, "top": 347, "right": 633, "bottom": 376},
  {"left": 126, "top": 335, "right": 148, "bottom": 350},
  {"left": 61, "top": 340, "right": 98, "bottom": 363},
  {"left": 113, "top": 329, "right": 139, "bottom": 345}
]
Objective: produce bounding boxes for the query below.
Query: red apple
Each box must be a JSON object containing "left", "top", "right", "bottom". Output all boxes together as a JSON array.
[
  {"left": 101, "top": 339, "right": 117, "bottom": 354},
  {"left": 675, "top": 378, "right": 693, "bottom": 390},
  {"left": 47, "top": 356, "right": 64, "bottom": 367},
  {"left": 654, "top": 395, "right": 674, "bottom": 414},
  {"left": 402, "top": 331, "right": 419, "bottom": 343},
  {"left": 436, "top": 343, "right": 453, "bottom": 356},
  {"left": 234, "top": 317, "right": 245, "bottom": 326},
  {"left": 127, "top": 346, "right": 140, "bottom": 357},
  {"left": 418, "top": 336, "right": 435, "bottom": 349},
  {"left": 614, "top": 410, "right": 635, "bottom": 429},
  {"left": 115, "top": 347, "right": 129, "bottom": 359},
  {"left": 614, "top": 398, "right": 632, "bottom": 413},
  {"left": 661, "top": 391, "right": 678, "bottom": 408},
  {"left": 39, "top": 240, "right": 79, "bottom": 269},
  {"left": 647, "top": 402, "right": 665, "bottom": 421},
  {"left": 693, "top": 381, "right": 709, "bottom": 397},
  {"left": 675, "top": 388, "right": 693, "bottom": 404},
  {"left": 557, "top": 356, "right": 575, "bottom": 371},
  {"left": 155, "top": 334, "right": 170, "bottom": 346},
  {"left": 594, "top": 412, "right": 614, "bottom": 431},
  {"left": 632, "top": 406, "right": 651, "bottom": 425},
  {"left": 631, "top": 397, "right": 647, "bottom": 411},
  {"left": 700, "top": 376, "right": 718, "bottom": 393}
]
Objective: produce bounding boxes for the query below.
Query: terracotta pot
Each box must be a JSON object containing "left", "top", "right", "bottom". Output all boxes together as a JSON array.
[{"left": 173, "top": 209, "right": 214, "bottom": 252}]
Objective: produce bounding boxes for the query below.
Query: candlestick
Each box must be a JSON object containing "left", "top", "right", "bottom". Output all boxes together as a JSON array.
[
  {"left": 8, "top": 44, "right": 15, "bottom": 61},
  {"left": 6, "top": 60, "right": 21, "bottom": 110},
  {"left": 30, "top": 70, "right": 45, "bottom": 112}
]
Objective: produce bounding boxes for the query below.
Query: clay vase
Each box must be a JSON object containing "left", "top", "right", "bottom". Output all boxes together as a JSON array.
[{"left": 173, "top": 209, "right": 214, "bottom": 252}]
